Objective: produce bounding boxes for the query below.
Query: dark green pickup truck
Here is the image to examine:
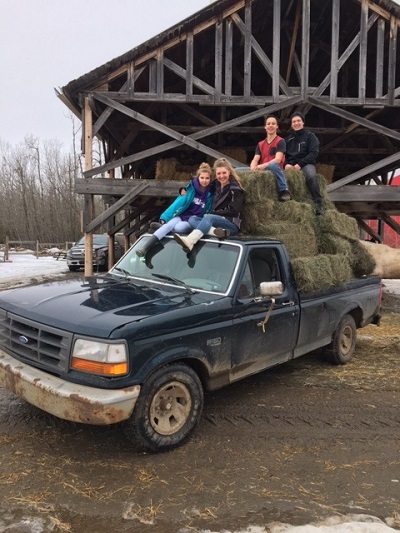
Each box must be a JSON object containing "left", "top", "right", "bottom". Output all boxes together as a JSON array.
[{"left": 0, "top": 235, "right": 381, "bottom": 451}]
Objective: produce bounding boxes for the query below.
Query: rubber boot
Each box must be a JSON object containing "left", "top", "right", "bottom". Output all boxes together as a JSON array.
[
  {"left": 136, "top": 235, "right": 159, "bottom": 258},
  {"left": 174, "top": 229, "right": 203, "bottom": 253},
  {"left": 144, "top": 240, "right": 164, "bottom": 269},
  {"left": 207, "top": 226, "right": 230, "bottom": 239},
  {"left": 149, "top": 221, "right": 163, "bottom": 233}
]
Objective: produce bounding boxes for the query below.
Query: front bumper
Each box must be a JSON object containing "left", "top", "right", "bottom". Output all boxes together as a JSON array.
[{"left": 0, "top": 349, "right": 140, "bottom": 425}]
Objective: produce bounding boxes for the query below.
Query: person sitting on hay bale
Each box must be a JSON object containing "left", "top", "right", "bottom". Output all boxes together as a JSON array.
[
  {"left": 285, "top": 111, "right": 323, "bottom": 216},
  {"left": 236, "top": 114, "right": 291, "bottom": 203}
]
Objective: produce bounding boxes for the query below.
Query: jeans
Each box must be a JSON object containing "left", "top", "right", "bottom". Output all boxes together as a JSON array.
[
  {"left": 154, "top": 217, "right": 191, "bottom": 239},
  {"left": 301, "top": 164, "right": 322, "bottom": 205},
  {"left": 235, "top": 163, "right": 288, "bottom": 192},
  {"left": 189, "top": 215, "right": 239, "bottom": 236}
]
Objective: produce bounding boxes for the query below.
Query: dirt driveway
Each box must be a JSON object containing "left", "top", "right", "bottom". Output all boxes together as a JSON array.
[{"left": 0, "top": 276, "right": 399, "bottom": 533}]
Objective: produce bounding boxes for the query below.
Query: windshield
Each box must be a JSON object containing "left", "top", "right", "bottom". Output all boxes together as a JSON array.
[
  {"left": 76, "top": 235, "right": 109, "bottom": 246},
  {"left": 111, "top": 236, "right": 241, "bottom": 294}
]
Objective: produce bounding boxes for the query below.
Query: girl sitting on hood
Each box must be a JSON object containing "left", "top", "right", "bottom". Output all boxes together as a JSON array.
[
  {"left": 136, "top": 162, "right": 214, "bottom": 258},
  {"left": 174, "top": 158, "right": 245, "bottom": 253}
]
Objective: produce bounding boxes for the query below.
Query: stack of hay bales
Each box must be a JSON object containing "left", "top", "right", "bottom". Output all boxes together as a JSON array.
[
  {"left": 155, "top": 148, "right": 247, "bottom": 182},
  {"left": 238, "top": 169, "right": 376, "bottom": 293},
  {"left": 155, "top": 158, "right": 196, "bottom": 181}
]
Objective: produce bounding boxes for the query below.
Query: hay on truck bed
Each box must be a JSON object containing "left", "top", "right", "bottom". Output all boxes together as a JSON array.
[{"left": 237, "top": 170, "right": 376, "bottom": 293}]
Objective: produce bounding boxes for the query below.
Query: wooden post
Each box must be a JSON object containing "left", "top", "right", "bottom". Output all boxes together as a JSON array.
[
  {"left": 108, "top": 234, "right": 115, "bottom": 270},
  {"left": 5, "top": 236, "right": 9, "bottom": 262},
  {"left": 83, "top": 96, "right": 94, "bottom": 276}
]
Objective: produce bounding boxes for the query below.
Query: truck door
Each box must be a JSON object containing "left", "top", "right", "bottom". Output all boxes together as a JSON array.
[{"left": 231, "top": 247, "right": 300, "bottom": 381}]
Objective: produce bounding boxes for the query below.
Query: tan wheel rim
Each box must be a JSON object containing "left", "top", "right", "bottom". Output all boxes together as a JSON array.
[
  {"left": 149, "top": 381, "right": 192, "bottom": 435},
  {"left": 340, "top": 325, "right": 353, "bottom": 355}
]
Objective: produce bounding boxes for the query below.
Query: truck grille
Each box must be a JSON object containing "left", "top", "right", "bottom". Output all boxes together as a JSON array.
[{"left": 0, "top": 310, "right": 72, "bottom": 372}]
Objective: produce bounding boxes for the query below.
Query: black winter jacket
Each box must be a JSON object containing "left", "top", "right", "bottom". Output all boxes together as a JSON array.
[
  {"left": 210, "top": 178, "right": 244, "bottom": 229},
  {"left": 285, "top": 129, "right": 319, "bottom": 168}
]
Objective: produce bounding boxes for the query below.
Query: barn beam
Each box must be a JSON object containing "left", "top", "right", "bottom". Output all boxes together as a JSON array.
[{"left": 84, "top": 94, "right": 302, "bottom": 178}]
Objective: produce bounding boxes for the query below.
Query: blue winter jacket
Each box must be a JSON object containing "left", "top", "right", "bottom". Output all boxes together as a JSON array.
[{"left": 159, "top": 179, "right": 213, "bottom": 223}]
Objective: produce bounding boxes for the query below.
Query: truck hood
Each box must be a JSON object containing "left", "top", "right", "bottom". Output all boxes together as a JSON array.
[{"left": 0, "top": 277, "right": 216, "bottom": 337}]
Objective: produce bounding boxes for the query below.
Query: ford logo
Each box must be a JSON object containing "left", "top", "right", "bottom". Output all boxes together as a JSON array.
[{"left": 19, "top": 335, "right": 29, "bottom": 344}]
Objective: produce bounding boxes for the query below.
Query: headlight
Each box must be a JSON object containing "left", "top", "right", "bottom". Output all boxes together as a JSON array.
[{"left": 71, "top": 339, "right": 128, "bottom": 376}]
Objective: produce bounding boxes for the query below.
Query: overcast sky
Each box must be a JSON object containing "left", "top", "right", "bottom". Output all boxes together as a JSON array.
[
  {"left": 0, "top": 0, "right": 211, "bottom": 148},
  {"left": 1, "top": 0, "right": 399, "bottom": 150}
]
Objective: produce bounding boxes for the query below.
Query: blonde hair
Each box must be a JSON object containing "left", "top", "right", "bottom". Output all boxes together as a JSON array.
[
  {"left": 196, "top": 162, "right": 212, "bottom": 177},
  {"left": 213, "top": 158, "right": 244, "bottom": 189}
]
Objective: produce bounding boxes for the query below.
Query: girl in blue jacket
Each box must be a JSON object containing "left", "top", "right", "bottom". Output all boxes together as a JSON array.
[{"left": 136, "top": 162, "right": 213, "bottom": 258}]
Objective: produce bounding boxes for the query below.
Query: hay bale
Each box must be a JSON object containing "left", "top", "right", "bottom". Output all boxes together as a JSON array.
[
  {"left": 316, "top": 163, "right": 335, "bottom": 184},
  {"left": 317, "top": 209, "right": 359, "bottom": 240},
  {"left": 291, "top": 254, "right": 353, "bottom": 293},
  {"left": 318, "top": 233, "right": 353, "bottom": 256},
  {"left": 291, "top": 255, "right": 335, "bottom": 292},
  {"left": 272, "top": 201, "right": 314, "bottom": 225},
  {"left": 173, "top": 172, "right": 192, "bottom": 182},
  {"left": 222, "top": 147, "right": 248, "bottom": 164},
  {"left": 155, "top": 158, "right": 178, "bottom": 180},
  {"left": 284, "top": 169, "right": 310, "bottom": 202},
  {"left": 348, "top": 239, "right": 376, "bottom": 277},
  {"left": 329, "top": 254, "right": 354, "bottom": 286},
  {"left": 255, "top": 222, "right": 318, "bottom": 258},
  {"left": 242, "top": 200, "right": 274, "bottom": 234},
  {"left": 238, "top": 171, "right": 279, "bottom": 202}
]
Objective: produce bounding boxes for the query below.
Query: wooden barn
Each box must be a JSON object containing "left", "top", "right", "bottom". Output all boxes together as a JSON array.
[{"left": 58, "top": 0, "right": 400, "bottom": 274}]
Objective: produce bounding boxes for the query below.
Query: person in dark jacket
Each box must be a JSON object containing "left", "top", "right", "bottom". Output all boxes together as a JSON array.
[
  {"left": 136, "top": 162, "right": 213, "bottom": 258},
  {"left": 174, "top": 158, "right": 245, "bottom": 253},
  {"left": 285, "top": 111, "right": 323, "bottom": 215}
]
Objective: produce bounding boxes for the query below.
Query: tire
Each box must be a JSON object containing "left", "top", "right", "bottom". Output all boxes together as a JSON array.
[
  {"left": 124, "top": 364, "right": 204, "bottom": 452},
  {"left": 328, "top": 314, "right": 357, "bottom": 365},
  {"left": 68, "top": 266, "right": 79, "bottom": 272}
]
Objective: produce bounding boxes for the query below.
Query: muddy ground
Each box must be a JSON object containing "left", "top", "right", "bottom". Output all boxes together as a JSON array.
[{"left": 0, "top": 274, "right": 400, "bottom": 532}]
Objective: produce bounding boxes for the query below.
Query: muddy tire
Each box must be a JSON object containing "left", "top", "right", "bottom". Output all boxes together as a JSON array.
[
  {"left": 328, "top": 314, "right": 357, "bottom": 365},
  {"left": 124, "top": 364, "right": 203, "bottom": 452}
]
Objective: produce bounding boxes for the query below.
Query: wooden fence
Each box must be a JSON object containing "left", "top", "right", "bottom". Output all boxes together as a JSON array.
[{"left": 0, "top": 237, "right": 73, "bottom": 262}]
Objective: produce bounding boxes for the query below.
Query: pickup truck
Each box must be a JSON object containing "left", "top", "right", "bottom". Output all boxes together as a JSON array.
[
  {"left": 0, "top": 234, "right": 381, "bottom": 452},
  {"left": 66, "top": 233, "right": 124, "bottom": 271}
]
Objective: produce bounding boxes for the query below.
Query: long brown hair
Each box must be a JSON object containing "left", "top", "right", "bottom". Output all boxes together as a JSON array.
[{"left": 213, "top": 158, "right": 244, "bottom": 189}]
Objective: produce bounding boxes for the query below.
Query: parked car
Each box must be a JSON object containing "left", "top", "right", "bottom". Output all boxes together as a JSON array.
[
  {"left": 0, "top": 235, "right": 381, "bottom": 452},
  {"left": 66, "top": 234, "right": 124, "bottom": 271}
]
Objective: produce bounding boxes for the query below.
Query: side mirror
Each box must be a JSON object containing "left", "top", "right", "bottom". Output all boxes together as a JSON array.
[{"left": 259, "top": 281, "right": 283, "bottom": 297}]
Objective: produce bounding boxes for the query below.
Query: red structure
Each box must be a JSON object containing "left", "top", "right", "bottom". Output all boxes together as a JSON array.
[{"left": 368, "top": 175, "right": 400, "bottom": 247}]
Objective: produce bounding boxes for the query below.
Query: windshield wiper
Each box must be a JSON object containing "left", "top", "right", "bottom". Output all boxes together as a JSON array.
[
  {"left": 151, "top": 274, "right": 197, "bottom": 294},
  {"left": 112, "top": 266, "right": 131, "bottom": 277}
]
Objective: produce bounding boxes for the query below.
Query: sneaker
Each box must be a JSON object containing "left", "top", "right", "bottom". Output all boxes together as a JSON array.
[
  {"left": 213, "top": 228, "right": 230, "bottom": 239},
  {"left": 279, "top": 190, "right": 291, "bottom": 202}
]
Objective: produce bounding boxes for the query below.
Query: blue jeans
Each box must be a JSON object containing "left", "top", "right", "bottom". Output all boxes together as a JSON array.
[
  {"left": 235, "top": 163, "right": 288, "bottom": 192},
  {"left": 189, "top": 215, "right": 239, "bottom": 236},
  {"left": 301, "top": 164, "right": 322, "bottom": 205},
  {"left": 154, "top": 217, "right": 191, "bottom": 239}
]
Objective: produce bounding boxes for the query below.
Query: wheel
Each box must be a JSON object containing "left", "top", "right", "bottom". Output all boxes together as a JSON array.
[
  {"left": 124, "top": 363, "right": 204, "bottom": 452},
  {"left": 328, "top": 314, "right": 357, "bottom": 365},
  {"left": 68, "top": 266, "right": 79, "bottom": 272}
]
